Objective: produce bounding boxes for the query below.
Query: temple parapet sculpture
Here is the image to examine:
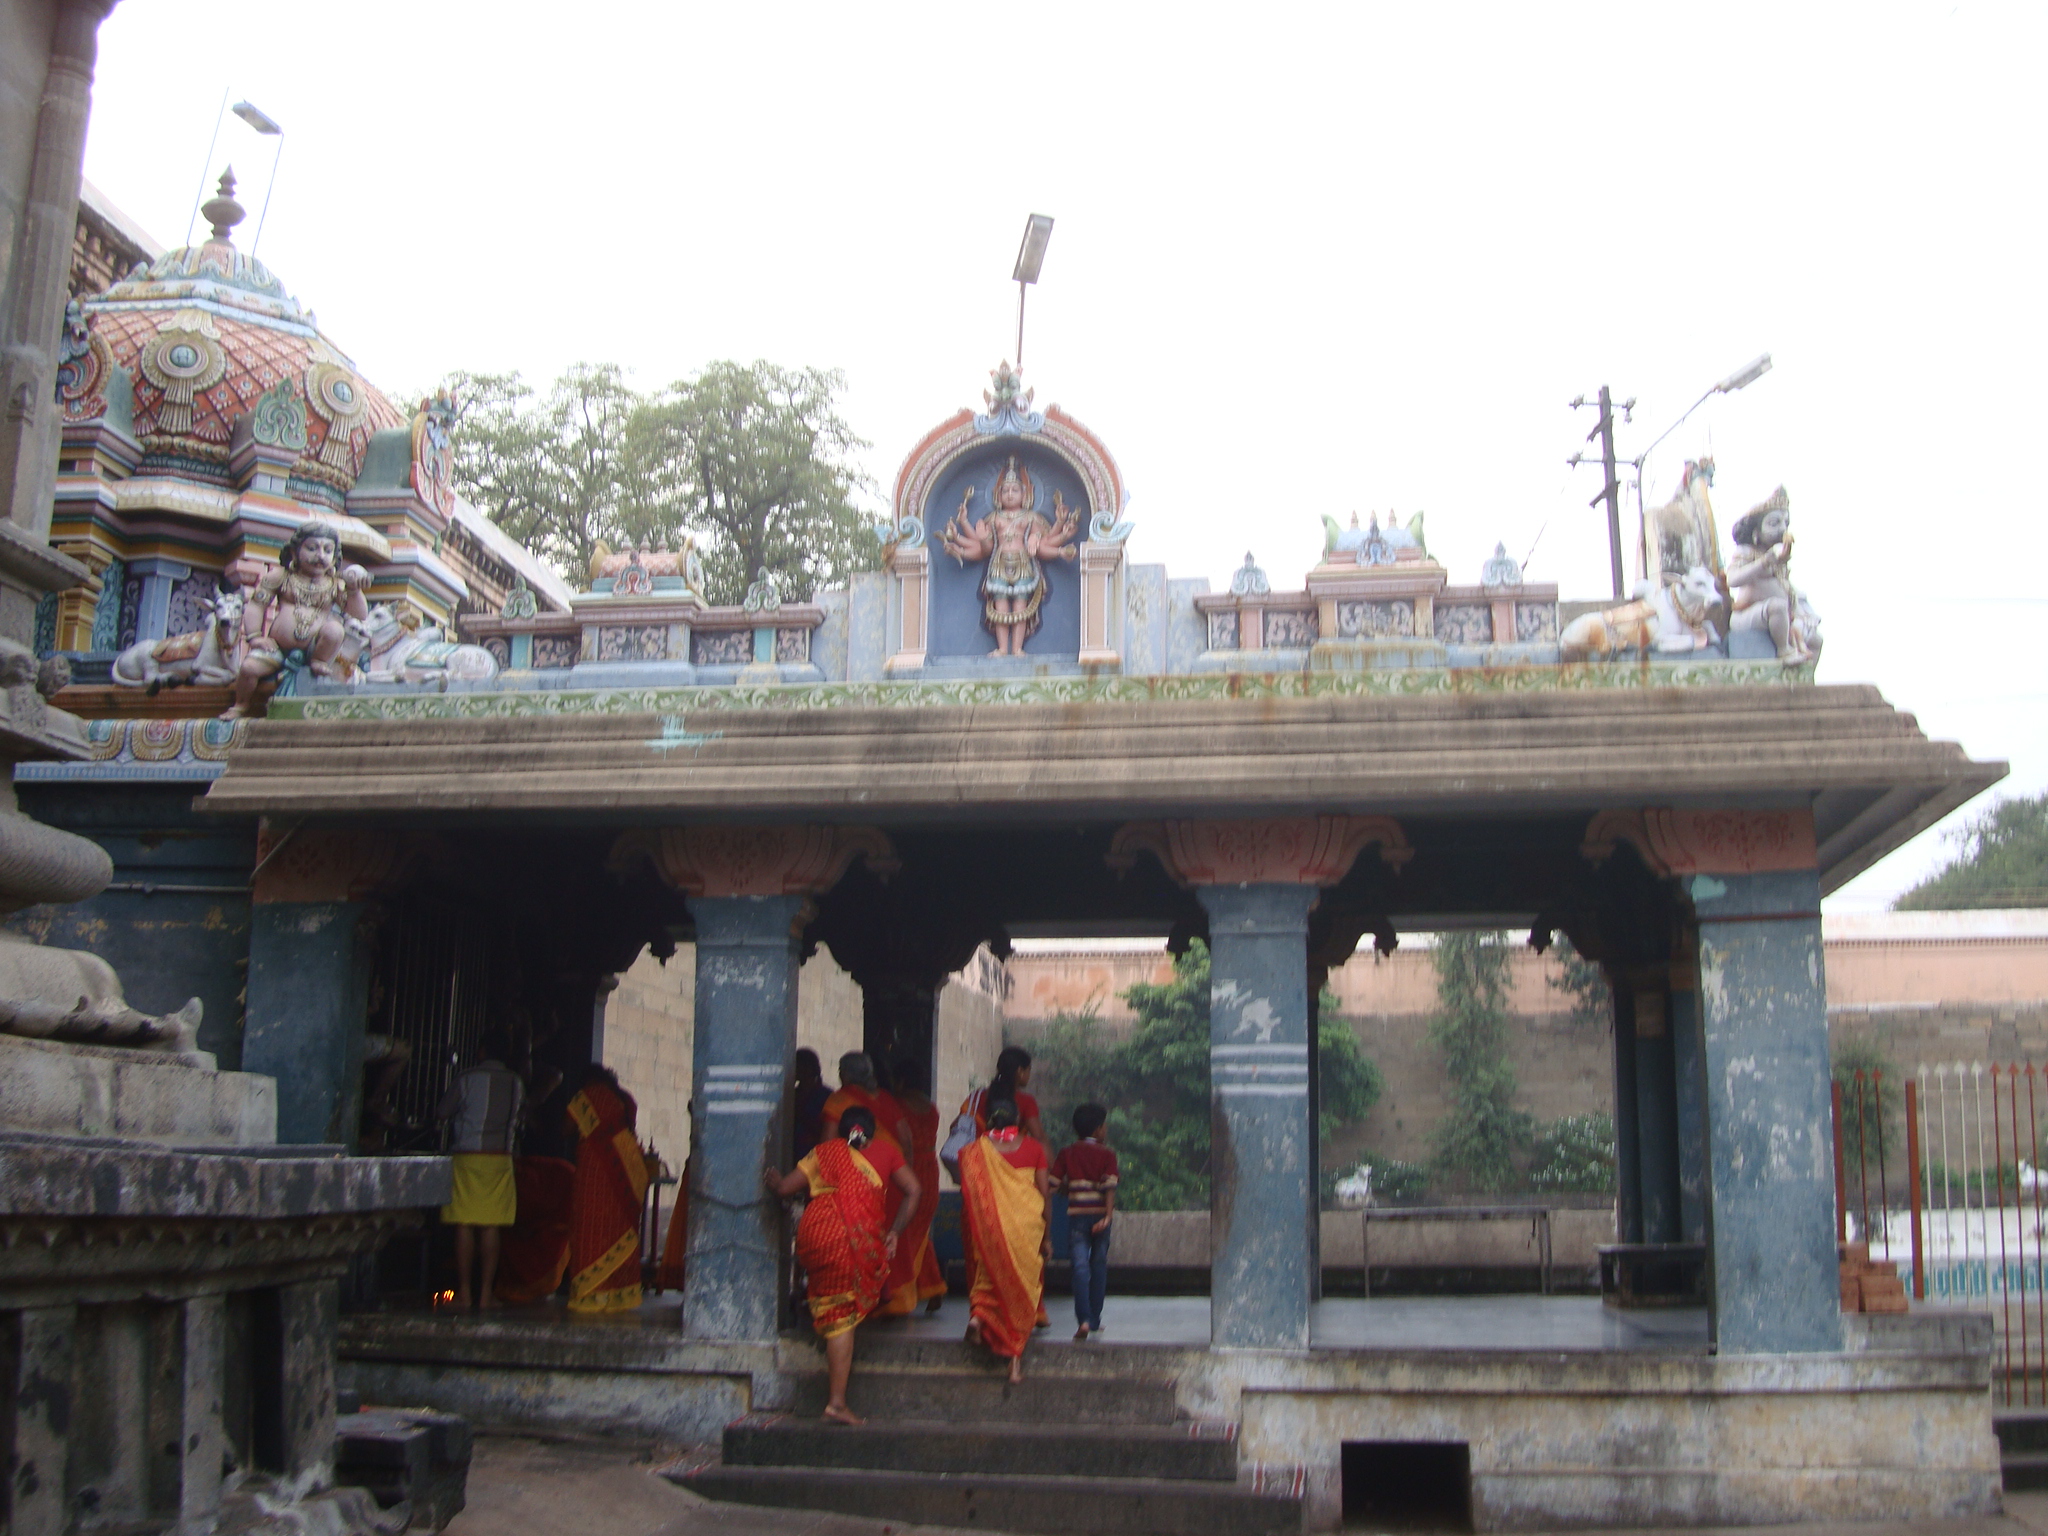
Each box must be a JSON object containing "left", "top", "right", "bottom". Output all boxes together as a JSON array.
[
  {"left": 43, "top": 357, "right": 1824, "bottom": 713},
  {"left": 1198, "top": 539, "right": 1561, "bottom": 673},
  {"left": 456, "top": 542, "right": 830, "bottom": 686},
  {"left": 879, "top": 363, "right": 1132, "bottom": 677}
]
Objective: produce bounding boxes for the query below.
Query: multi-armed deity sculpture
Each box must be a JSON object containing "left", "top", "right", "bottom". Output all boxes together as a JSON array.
[{"left": 940, "top": 453, "right": 1083, "bottom": 655}]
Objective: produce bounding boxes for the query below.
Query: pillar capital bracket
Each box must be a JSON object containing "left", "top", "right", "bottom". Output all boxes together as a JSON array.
[
  {"left": 1107, "top": 814, "right": 1410, "bottom": 888},
  {"left": 1582, "top": 807, "right": 1818, "bottom": 879},
  {"left": 250, "top": 823, "right": 425, "bottom": 904},
  {"left": 609, "top": 824, "right": 899, "bottom": 899}
]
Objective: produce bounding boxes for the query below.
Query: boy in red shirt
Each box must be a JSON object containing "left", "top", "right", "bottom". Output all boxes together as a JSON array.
[{"left": 1050, "top": 1103, "right": 1119, "bottom": 1340}]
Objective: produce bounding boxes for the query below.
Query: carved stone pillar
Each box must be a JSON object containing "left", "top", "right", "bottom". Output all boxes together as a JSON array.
[
  {"left": 884, "top": 543, "right": 928, "bottom": 675},
  {"left": 1077, "top": 539, "right": 1123, "bottom": 666},
  {"left": 2, "top": 1304, "right": 75, "bottom": 1536},
  {"left": 244, "top": 826, "right": 418, "bottom": 1145},
  {"left": 50, "top": 538, "right": 111, "bottom": 652},
  {"left": 1110, "top": 815, "right": 1408, "bottom": 1348},
  {"left": 1584, "top": 807, "right": 1836, "bottom": 1352},
  {"left": 610, "top": 825, "right": 895, "bottom": 1342},
  {"left": 0, "top": 3, "right": 113, "bottom": 647}
]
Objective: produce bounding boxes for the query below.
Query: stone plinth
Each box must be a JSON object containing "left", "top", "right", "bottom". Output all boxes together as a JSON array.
[
  {"left": 0, "top": 1032, "right": 274, "bottom": 1145},
  {"left": 0, "top": 1130, "right": 448, "bottom": 1535},
  {"left": 1303, "top": 554, "right": 1450, "bottom": 671}
]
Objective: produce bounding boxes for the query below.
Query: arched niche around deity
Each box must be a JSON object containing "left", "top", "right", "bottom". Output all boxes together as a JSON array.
[{"left": 882, "top": 366, "right": 1130, "bottom": 675}]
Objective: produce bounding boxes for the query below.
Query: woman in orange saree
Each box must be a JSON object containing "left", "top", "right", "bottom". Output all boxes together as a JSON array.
[
  {"left": 768, "top": 1107, "right": 920, "bottom": 1423},
  {"left": 876, "top": 1055, "right": 946, "bottom": 1316},
  {"left": 958, "top": 1098, "right": 1050, "bottom": 1382},
  {"left": 565, "top": 1068, "right": 650, "bottom": 1314}
]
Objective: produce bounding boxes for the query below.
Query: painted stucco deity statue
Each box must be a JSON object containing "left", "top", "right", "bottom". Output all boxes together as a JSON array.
[
  {"left": 1643, "top": 458, "right": 1723, "bottom": 590},
  {"left": 225, "top": 521, "right": 371, "bottom": 717},
  {"left": 940, "top": 455, "right": 1080, "bottom": 655},
  {"left": 1727, "top": 487, "right": 1819, "bottom": 665}
]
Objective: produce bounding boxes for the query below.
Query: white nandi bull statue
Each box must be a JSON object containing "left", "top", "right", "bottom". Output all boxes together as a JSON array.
[
  {"left": 1559, "top": 565, "right": 1723, "bottom": 662},
  {"left": 111, "top": 585, "right": 246, "bottom": 690},
  {"left": 358, "top": 602, "right": 499, "bottom": 685}
]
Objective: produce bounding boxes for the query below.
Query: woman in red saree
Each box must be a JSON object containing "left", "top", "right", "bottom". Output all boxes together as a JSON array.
[
  {"left": 492, "top": 1156, "right": 576, "bottom": 1304},
  {"left": 876, "top": 1055, "right": 947, "bottom": 1316},
  {"left": 768, "top": 1106, "right": 920, "bottom": 1423},
  {"left": 565, "top": 1068, "right": 651, "bottom": 1314},
  {"left": 957, "top": 1098, "right": 1050, "bottom": 1382}
]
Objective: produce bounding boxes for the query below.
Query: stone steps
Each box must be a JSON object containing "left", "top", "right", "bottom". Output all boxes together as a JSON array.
[
  {"left": 1996, "top": 1410, "right": 2048, "bottom": 1489},
  {"left": 790, "top": 1367, "right": 1180, "bottom": 1425},
  {"left": 680, "top": 1361, "right": 1304, "bottom": 1536},
  {"left": 724, "top": 1413, "right": 1240, "bottom": 1481},
  {"left": 676, "top": 1465, "right": 1302, "bottom": 1536}
]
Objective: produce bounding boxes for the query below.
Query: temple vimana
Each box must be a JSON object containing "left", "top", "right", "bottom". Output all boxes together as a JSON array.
[{"left": 0, "top": 6, "right": 2017, "bottom": 1534}]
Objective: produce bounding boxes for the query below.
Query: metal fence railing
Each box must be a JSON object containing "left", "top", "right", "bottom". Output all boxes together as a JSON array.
[{"left": 1838, "top": 1061, "right": 2048, "bottom": 1405}]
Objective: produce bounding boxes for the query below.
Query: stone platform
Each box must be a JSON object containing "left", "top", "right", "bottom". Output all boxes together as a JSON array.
[{"left": 339, "top": 1296, "right": 1999, "bottom": 1531}]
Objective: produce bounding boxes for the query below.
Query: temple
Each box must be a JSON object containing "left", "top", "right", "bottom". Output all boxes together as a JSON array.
[{"left": 0, "top": 34, "right": 2015, "bottom": 1532}]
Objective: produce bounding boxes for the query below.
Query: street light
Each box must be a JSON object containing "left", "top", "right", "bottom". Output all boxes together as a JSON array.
[
  {"left": 231, "top": 101, "right": 285, "bottom": 259},
  {"left": 1012, "top": 214, "right": 1054, "bottom": 369},
  {"left": 1629, "top": 353, "right": 1773, "bottom": 580},
  {"left": 185, "top": 95, "right": 285, "bottom": 252}
]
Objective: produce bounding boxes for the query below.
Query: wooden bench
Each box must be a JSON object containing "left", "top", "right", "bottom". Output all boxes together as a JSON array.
[
  {"left": 1597, "top": 1242, "right": 1708, "bottom": 1307},
  {"left": 1361, "top": 1205, "right": 1554, "bottom": 1297}
]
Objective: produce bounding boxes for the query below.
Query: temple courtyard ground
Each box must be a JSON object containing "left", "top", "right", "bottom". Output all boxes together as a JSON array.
[{"left": 444, "top": 1434, "right": 2048, "bottom": 1536}]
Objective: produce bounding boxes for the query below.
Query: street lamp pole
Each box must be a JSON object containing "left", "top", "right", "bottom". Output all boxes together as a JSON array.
[
  {"left": 1626, "top": 354, "right": 1773, "bottom": 581},
  {"left": 1012, "top": 214, "right": 1053, "bottom": 369},
  {"left": 231, "top": 101, "right": 285, "bottom": 259},
  {"left": 1567, "top": 354, "right": 1772, "bottom": 593}
]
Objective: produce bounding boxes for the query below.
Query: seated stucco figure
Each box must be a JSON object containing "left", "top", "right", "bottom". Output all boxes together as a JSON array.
[
  {"left": 1727, "top": 487, "right": 1819, "bottom": 665},
  {"left": 225, "top": 521, "right": 371, "bottom": 718}
]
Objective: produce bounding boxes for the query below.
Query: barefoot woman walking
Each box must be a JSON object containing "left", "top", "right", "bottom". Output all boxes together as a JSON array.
[
  {"left": 767, "top": 1107, "right": 920, "bottom": 1424},
  {"left": 958, "top": 1098, "right": 1051, "bottom": 1383}
]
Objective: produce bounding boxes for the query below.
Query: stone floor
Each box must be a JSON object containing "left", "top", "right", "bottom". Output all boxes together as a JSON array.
[
  {"left": 444, "top": 1433, "right": 2048, "bottom": 1536},
  {"left": 428, "top": 1291, "right": 1713, "bottom": 1353}
]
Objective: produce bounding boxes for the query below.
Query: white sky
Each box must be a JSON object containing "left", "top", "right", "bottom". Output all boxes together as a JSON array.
[{"left": 80, "top": 2, "right": 2047, "bottom": 911}]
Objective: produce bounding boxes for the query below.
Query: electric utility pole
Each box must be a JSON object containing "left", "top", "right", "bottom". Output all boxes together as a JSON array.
[{"left": 1568, "top": 386, "right": 1632, "bottom": 600}]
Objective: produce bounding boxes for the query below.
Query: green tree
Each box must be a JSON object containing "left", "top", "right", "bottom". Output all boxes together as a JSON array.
[
  {"left": 1428, "top": 931, "right": 1534, "bottom": 1192},
  {"left": 441, "top": 364, "right": 646, "bottom": 579},
  {"left": 1548, "top": 932, "right": 1612, "bottom": 1030},
  {"left": 1024, "top": 943, "right": 1384, "bottom": 1212},
  {"left": 1018, "top": 1005, "right": 1119, "bottom": 1155},
  {"left": 1110, "top": 943, "right": 1217, "bottom": 1211},
  {"left": 627, "top": 361, "right": 878, "bottom": 604},
  {"left": 1318, "top": 1015, "right": 1384, "bottom": 1144},
  {"left": 1895, "top": 792, "right": 2048, "bottom": 910},
  {"left": 1528, "top": 1113, "right": 1617, "bottom": 1194},
  {"left": 1830, "top": 1035, "right": 1903, "bottom": 1164}
]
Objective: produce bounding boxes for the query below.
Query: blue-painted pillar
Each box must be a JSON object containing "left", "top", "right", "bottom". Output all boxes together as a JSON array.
[
  {"left": 684, "top": 894, "right": 806, "bottom": 1343},
  {"left": 1671, "top": 984, "right": 1710, "bottom": 1243},
  {"left": 244, "top": 900, "right": 374, "bottom": 1145},
  {"left": 128, "top": 556, "right": 191, "bottom": 643},
  {"left": 1198, "top": 883, "right": 1317, "bottom": 1350},
  {"left": 1633, "top": 986, "right": 1683, "bottom": 1244},
  {"left": 1692, "top": 867, "right": 1840, "bottom": 1353}
]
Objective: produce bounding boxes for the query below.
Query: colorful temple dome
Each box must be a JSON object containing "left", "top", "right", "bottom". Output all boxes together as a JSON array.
[
  {"left": 60, "top": 170, "right": 404, "bottom": 500},
  {"left": 42, "top": 172, "right": 571, "bottom": 673}
]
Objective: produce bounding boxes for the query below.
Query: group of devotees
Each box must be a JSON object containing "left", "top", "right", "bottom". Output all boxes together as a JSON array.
[{"left": 767, "top": 1046, "right": 1120, "bottom": 1423}]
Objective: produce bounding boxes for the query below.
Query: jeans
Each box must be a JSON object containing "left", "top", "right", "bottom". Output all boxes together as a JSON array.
[{"left": 1069, "top": 1220, "right": 1111, "bottom": 1330}]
